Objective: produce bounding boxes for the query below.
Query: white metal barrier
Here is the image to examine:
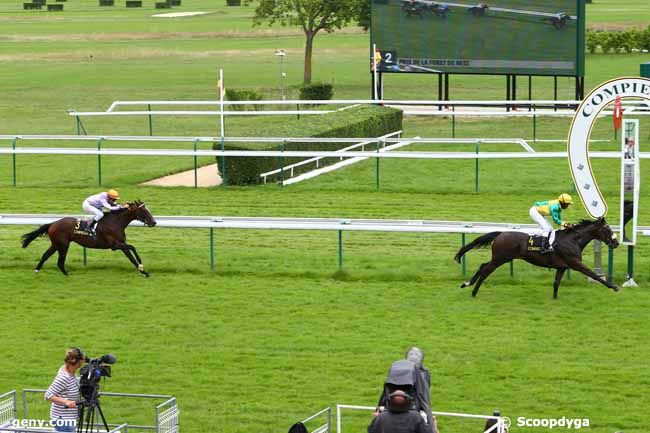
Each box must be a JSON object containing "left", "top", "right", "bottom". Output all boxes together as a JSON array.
[
  {"left": 156, "top": 398, "right": 179, "bottom": 433},
  {"left": 259, "top": 131, "right": 403, "bottom": 183},
  {"left": 336, "top": 404, "right": 508, "bottom": 433},
  {"left": 0, "top": 391, "right": 17, "bottom": 428}
]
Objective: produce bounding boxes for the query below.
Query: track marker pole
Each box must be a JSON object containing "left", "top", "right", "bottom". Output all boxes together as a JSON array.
[
  {"left": 97, "top": 138, "right": 103, "bottom": 186},
  {"left": 147, "top": 104, "right": 153, "bottom": 136},
  {"left": 193, "top": 139, "right": 198, "bottom": 188},
  {"left": 474, "top": 141, "right": 480, "bottom": 192},
  {"left": 607, "top": 247, "right": 614, "bottom": 283},
  {"left": 12, "top": 137, "right": 17, "bottom": 187},
  {"left": 376, "top": 139, "right": 381, "bottom": 190},
  {"left": 210, "top": 228, "right": 215, "bottom": 271},
  {"left": 338, "top": 230, "right": 343, "bottom": 271}
]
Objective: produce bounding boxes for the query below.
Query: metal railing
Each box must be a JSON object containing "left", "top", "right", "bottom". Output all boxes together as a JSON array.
[
  {"left": 18, "top": 389, "right": 177, "bottom": 433},
  {"left": 335, "top": 404, "right": 508, "bottom": 433}
]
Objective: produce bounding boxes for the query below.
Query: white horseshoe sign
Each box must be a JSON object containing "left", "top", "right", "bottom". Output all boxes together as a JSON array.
[{"left": 568, "top": 77, "right": 650, "bottom": 218}]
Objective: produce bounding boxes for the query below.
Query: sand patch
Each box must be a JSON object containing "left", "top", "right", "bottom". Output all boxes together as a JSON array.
[
  {"left": 152, "top": 11, "right": 211, "bottom": 18},
  {"left": 142, "top": 164, "right": 222, "bottom": 187}
]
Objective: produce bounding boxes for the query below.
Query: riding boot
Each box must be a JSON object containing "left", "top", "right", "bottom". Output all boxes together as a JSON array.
[
  {"left": 89, "top": 220, "right": 97, "bottom": 237},
  {"left": 541, "top": 237, "right": 554, "bottom": 254}
]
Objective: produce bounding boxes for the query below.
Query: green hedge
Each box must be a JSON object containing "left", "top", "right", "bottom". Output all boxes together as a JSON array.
[
  {"left": 216, "top": 105, "right": 403, "bottom": 185},
  {"left": 300, "top": 82, "right": 334, "bottom": 100},
  {"left": 586, "top": 26, "right": 650, "bottom": 53}
]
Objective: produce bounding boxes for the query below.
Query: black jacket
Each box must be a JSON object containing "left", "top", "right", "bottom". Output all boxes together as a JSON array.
[{"left": 368, "top": 411, "right": 429, "bottom": 433}]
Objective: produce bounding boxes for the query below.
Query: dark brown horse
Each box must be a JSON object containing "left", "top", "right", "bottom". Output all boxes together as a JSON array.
[
  {"left": 454, "top": 218, "right": 620, "bottom": 298},
  {"left": 21, "top": 201, "right": 157, "bottom": 277}
]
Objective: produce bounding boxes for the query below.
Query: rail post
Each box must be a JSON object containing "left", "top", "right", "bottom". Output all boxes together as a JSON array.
[
  {"left": 376, "top": 138, "right": 382, "bottom": 190},
  {"left": 338, "top": 230, "right": 343, "bottom": 271},
  {"left": 628, "top": 245, "right": 634, "bottom": 281},
  {"left": 474, "top": 141, "right": 480, "bottom": 192},
  {"left": 451, "top": 106, "right": 456, "bottom": 138},
  {"left": 83, "top": 247, "right": 87, "bottom": 266},
  {"left": 12, "top": 137, "right": 17, "bottom": 187},
  {"left": 147, "top": 103, "right": 153, "bottom": 136},
  {"left": 532, "top": 110, "right": 537, "bottom": 142},
  {"left": 210, "top": 228, "right": 215, "bottom": 271},
  {"left": 510, "top": 261, "right": 514, "bottom": 277},
  {"left": 220, "top": 137, "right": 227, "bottom": 187},
  {"left": 607, "top": 247, "right": 614, "bottom": 283},
  {"left": 97, "top": 137, "right": 103, "bottom": 186},
  {"left": 193, "top": 139, "right": 199, "bottom": 188},
  {"left": 461, "top": 233, "right": 466, "bottom": 276},
  {"left": 280, "top": 140, "right": 286, "bottom": 188},
  {"left": 623, "top": 245, "right": 637, "bottom": 287}
]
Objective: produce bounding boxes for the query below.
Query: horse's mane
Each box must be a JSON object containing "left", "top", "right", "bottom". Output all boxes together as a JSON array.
[{"left": 569, "top": 218, "right": 606, "bottom": 231}]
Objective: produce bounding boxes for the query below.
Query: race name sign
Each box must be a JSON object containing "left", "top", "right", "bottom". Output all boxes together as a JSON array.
[{"left": 568, "top": 77, "right": 650, "bottom": 218}]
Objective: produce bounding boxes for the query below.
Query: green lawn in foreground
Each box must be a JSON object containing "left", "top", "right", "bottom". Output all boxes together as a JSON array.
[{"left": 1, "top": 2, "right": 650, "bottom": 433}]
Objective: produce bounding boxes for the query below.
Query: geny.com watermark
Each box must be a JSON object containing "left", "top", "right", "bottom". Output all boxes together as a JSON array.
[
  {"left": 516, "top": 416, "right": 590, "bottom": 429},
  {"left": 12, "top": 418, "right": 77, "bottom": 429}
]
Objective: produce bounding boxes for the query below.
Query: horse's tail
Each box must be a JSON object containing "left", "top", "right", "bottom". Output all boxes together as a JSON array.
[
  {"left": 454, "top": 231, "right": 501, "bottom": 263},
  {"left": 21, "top": 224, "right": 51, "bottom": 248}
]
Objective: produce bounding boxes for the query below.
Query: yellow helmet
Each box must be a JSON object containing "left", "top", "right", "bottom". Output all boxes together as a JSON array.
[
  {"left": 107, "top": 189, "right": 120, "bottom": 200},
  {"left": 558, "top": 193, "right": 573, "bottom": 205}
]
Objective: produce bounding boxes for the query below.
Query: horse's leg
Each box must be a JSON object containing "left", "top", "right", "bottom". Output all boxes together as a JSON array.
[
  {"left": 461, "top": 263, "right": 485, "bottom": 288},
  {"left": 115, "top": 244, "right": 149, "bottom": 277},
  {"left": 553, "top": 268, "right": 567, "bottom": 299},
  {"left": 567, "top": 259, "right": 618, "bottom": 291},
  {"left": 126, "top": 244, "right": 143, "bottom": 265},
  {"left": 35, "top": 245, "right": 57, "bottom": 272},
  {"left": 56, "top": 243, "right": 70, "bottom": 276},
  {"left": 471, "top": 259, "right": 506, "bottom": 297}
]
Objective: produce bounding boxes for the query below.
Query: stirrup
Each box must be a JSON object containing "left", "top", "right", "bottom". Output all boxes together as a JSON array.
[{"left": 541, "top": 245, "right": 554, "bottom": 254}]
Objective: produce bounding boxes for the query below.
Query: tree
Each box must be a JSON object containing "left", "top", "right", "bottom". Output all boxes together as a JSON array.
[{"left": 246, "top": 0, "right": 363, "bottom": 84}]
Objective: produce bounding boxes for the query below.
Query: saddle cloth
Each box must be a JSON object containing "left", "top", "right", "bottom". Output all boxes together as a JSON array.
[
  {"left": 527, "top": 235, "right": 546, "bottom": 252},
  {"left": 74, "top": 219, "right": 93, "bottom": 236}
]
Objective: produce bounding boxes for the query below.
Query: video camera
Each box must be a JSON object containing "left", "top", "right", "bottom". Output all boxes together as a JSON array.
[{"left": 79, "top": 354, "right": 116, "bottom": 402}]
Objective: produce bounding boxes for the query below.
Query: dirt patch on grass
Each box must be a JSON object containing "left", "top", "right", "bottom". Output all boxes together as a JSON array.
[{"left": 141, "top": 163, "right": 222, "bottom": 187}]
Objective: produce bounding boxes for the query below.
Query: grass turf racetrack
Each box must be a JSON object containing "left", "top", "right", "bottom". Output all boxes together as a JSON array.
[{"left": 1, "top": 1, "right": 650, "bottom": 432}]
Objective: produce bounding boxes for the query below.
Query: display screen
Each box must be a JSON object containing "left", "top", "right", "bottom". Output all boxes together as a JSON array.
[{"left": 371, "top": 0, "right": 585, "bottom": 76}]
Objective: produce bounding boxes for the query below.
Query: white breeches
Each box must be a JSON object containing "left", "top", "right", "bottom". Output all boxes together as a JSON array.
[
  {"left": 529, "top": 206, "right": 555, "bottom": 245},
  {"left": 83, "top": 201, "right": 104, "bottom": 222}
]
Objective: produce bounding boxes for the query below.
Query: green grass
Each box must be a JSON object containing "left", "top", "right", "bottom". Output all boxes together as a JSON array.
[{"left": 1, "top": 2, "right": 650, "bottom": 433}]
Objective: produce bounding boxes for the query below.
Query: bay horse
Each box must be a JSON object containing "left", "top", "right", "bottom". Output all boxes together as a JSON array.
[
  {"left": 454, "top": 218, "right": 620, "bottom": 298},
  {"left": 21, "top": 200, "right": 156, "bottom": 277}
]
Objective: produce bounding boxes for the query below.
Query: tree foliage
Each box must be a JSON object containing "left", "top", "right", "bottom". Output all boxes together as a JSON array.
[{"left": 246, "top": 0, "right": 365, "bottom": 84}]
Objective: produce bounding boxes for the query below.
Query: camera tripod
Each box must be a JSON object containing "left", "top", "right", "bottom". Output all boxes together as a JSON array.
[{"left": 76, "top": 399, "right": 109, "bottom": 433}]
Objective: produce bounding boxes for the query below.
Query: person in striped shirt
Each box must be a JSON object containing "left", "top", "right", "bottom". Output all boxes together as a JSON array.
[{"left": 45, "top": 348, "right": 84, "bottom": 432}]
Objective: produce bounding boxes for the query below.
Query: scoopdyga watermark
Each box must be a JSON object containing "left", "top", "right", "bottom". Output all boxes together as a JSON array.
[{"left": 515, "top": 416, "right": 590, "bottom": 429}]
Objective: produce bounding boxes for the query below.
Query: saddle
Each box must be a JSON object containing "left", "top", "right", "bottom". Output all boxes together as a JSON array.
[
  {"left": 527, "top": 235, "right": 547, "bottom": 252},
  {"left": 74, "top": 219, "right": 94, "bottom": 236}
]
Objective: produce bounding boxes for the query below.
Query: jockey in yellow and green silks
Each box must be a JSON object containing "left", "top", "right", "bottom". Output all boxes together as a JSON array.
[{"left": 529, "top": 193, "right": 573, "bottom": 253}]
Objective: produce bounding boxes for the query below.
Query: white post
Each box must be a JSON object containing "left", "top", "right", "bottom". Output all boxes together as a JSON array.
[
  {"left": 373, "top": 43, "right": 378, "bottom": 101},
  {"left": 219, "top": 69, "right": 225, "bottom": 141},
  {"left": 621, "top": 118, "right": 639, "bottom": 287},
  {"left": 336, "top": 405, "right": 342, "bottom": 433}
]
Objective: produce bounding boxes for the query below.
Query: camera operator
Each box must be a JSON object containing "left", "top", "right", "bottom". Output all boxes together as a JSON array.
[
  {"left": 44, "top": 347, "right": 84, "bottom": 432},
  {"left": 368, "top": 390, "right": 429, "bottom": 433}
]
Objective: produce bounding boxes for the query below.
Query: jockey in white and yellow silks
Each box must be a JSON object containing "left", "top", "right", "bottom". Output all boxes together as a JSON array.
[{"left": 529, "top": 193, "right": 573, "bottom": 253}]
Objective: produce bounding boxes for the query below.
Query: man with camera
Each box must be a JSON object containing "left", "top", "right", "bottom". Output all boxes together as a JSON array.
[
  {"left": 44, "top": 348, "right": 84, "bottom": 432},
  {"left": 368, "top": 390, "right": 430, "bottom": 433}
]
